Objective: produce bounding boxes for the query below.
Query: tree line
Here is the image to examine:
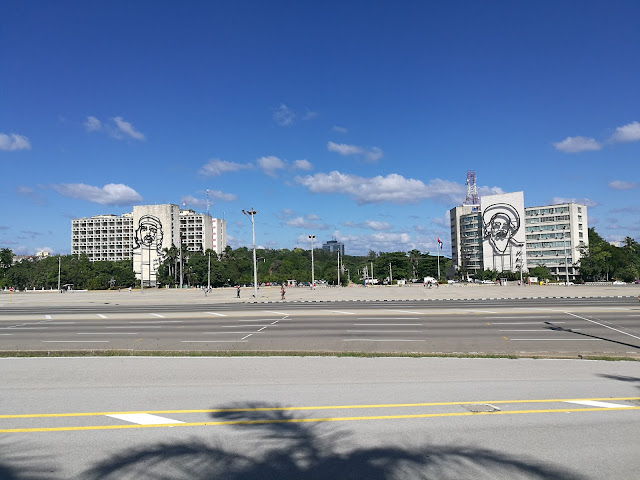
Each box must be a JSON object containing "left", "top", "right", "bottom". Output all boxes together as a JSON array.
[
  {"left": 0, "top": 246, "right": 450, "bottom": 290},
  {"left": 1, "top": 227, "right": 637, "bottom": 291}
]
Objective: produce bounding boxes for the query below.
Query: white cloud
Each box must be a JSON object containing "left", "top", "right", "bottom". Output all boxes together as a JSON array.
[
  {"left": 305, "top": 214, "right": 320, "bottom": 221},
  {"left": 293, "top": 159, "right": 313, "bottom": 171},
  {"left": 285, "top": 217, "right": 330, "bottom": 230},
  {"left": 296, "top": 171, "right": 486, "bottom": 205},
  {"left": 209, "top": 190, "right": 237, "bottom": 202},
  {"left": 302, "top": 109, "right": 319, "bottom": 120},
  {"left": 552, "top": 196, "right": 599, "bottom": 208},
  {"left": 112, "top": 116, "right": 146, "bottom": 141},
  {"left": 332, "top": 126, "right": 348, "bottom": 133},
  {"left": 329, "top": 230, "right": 430, "bottom": 256},
  {"left": 180, "top": 195, "right": 207, "bottom": 208},
  {"left": 83, "top": 116, "right": 145, "bottom": 141},
  {"left": 610, "top": 121, "right": 640, "bottom": 143},
  {"left": 84, "top": 116, "right": 102, "bottom": 132},
  {"left": 327, "top": 141, "right": 383, "bottom": 162},
  {"left": 51, "top": 183, "right": 142, "bottom": 205},
  {"left": 365, "top": 220, "right": 391, "bottom": 231},
  {"left": 257, "top": 156, "right": 286, "bottom": 177},
  {"left": 553, "top": 136, "right": 601, "bottom": 153},
  {"left": 199, "top": 159, "right": 252, "bottom": 176},
  {"left": 0, "top": 133, "right": 31, "bottom": 151},
  {"left": 608, "top": 180, "right": 637, "bottom": 190},
  {"left": 273, "top": 104, "right": 295, "bottom": 126}
]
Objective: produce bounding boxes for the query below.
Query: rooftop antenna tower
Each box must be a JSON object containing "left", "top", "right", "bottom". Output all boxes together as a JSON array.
[{"left": 464, "top": 170, "right": 480, "bottom": 205}]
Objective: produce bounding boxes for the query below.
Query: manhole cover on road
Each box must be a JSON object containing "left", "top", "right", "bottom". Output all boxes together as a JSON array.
[{"left": 461, "top": 404, "right": 501, "bottom": 413}]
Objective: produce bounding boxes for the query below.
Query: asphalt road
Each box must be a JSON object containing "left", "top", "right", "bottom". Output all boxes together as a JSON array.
[
  {"left": 1, "top": 356, "right": 639, "bottom": 479},
  {"left": 1, "top": 298, "right": 639, "bottom": 357}
]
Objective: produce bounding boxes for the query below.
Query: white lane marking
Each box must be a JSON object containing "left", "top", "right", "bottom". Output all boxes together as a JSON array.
[
  {"left": 238, "top": 319, "right": 281, "bottom": 322},
  {"left": 45, "top": 315, "right": 52, "bottom": 320},
  {"left": 97, "top": 314, "right": 108, "bottom": 319},
  {"left": 107, "top": 413, "right": 185, "bottom": 425},
  {"left": 264, "top": 311, "right": 290, "bottom": 316},
  {"left": 485, "top": 316, "right": 552, "bottom": 319},
  {"left": 222, "top": 325, "right": 269, "bottom": 328},
  {"left": 566, "top": 312, "right": 640, "bottom": 341},
  {"left": 354, "top": 323, "right": 422, "bottom": 326},
  {"left": 150, "top": 313, "right": 165, "bottom": 318},
  {"left": 43, "top": 322, "right": 76, "bottom": 325},
  {"left": 328, "top": 310, "right": 355, "bottom": 315},
  {"left": 77, "top": 333, "right": 138, "bottom": 335},
  {"left": 0, "top": 333, "right": 13, "bottom": 335},
  {"left": 509, "top": 338, "right": 599, "bottom": 341},
  {"left": 202, "top": 332, "right": 257, "bottom": 334},
  {"left": 241, "top": 334, "right": 253, "bottom": 340},
  {"left": 466, "top": 310, "right": 497, "bottom": 313},
  {"left": 257, "top": 326, "right": 268, "bottom": 332},
  {"left": 181, "top": 340, "right": 248, "bottom": 343},
  {"left": 0, "top": 327, "right": 49, "bottom": 330},
  {"left": 206, "top": 312, "right": 227, "bottom": 317},
  {"left": 129, "top": 321, "right": 182, "bottom": 324},
  {"left": 499, "top": 329, "right": 581, "bottom": 332},
  {"left": 565, "top": 400, "right": 633, "bottom": 409},
  {"left": 105, "top": 326, "right": 161, "bottom": 329},
  {"left": 344, "top": 339, "right": 426, "bottom": 342},
  {"left": 41, "top": 340, "right": 109, "bottom": 343},
  {"left": 384, "top": 310, "right": 424, "bottom": 315},
  {"left": 356, "top": 317, "right": 419, "bottom": 320},
  {"left": 347, "top": 330, "right": 422, "bottom": 333},
  {"left": 490, "top": 322, "right": 566, "bottom": 325}
]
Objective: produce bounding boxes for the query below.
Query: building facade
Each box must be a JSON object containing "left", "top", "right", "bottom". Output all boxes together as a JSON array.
[
  {"left": 322, "top": 239, "right": 345, "bottom": 256},
  {"left": 72, "top": 204, "right": 227, "bottom": 286},
  {"left": 449, "top": 193, "right": 588, "bottom": 281}
]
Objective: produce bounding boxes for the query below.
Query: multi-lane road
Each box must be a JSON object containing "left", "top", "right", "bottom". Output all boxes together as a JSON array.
[
  {"left": 1, "top": 356, "right": 639, "bottom": 478},
  {"left": 2, "top": 297, "right": 639, "bottom": 356}
]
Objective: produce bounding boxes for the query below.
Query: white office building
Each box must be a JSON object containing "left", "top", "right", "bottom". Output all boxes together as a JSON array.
[
  {"left": 450, "top": 192, "right": 588, "bottom": 281},
  {"left": 72, "top": 204, "right": 227, "bottom": 286}
]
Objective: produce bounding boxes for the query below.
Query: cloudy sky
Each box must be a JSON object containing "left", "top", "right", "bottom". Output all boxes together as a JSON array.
[{"left": 2, "top": 1, "right": 639, "bottom": 256}]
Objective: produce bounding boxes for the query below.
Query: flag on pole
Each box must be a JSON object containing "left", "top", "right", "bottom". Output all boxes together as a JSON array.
[{"left": 437, "top": 237, "right": 443, "bottom": 249}]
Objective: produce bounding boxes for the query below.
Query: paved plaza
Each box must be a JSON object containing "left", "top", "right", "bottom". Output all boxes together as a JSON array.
[{"left": 1, "top": 283, "right": 638, "bottom": 307}]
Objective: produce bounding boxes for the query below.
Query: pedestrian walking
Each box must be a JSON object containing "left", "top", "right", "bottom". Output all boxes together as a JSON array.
[
  {"left": 236, "top": 285, "right": 241, "bottom": 298},
  {"left": 281, "top": 285, "right": 286, "bottom": 300}
]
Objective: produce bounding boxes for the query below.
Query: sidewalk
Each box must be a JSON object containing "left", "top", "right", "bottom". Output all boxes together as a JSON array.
[{"left": 1, "top": 283, "right": 638, "bottom": 307}]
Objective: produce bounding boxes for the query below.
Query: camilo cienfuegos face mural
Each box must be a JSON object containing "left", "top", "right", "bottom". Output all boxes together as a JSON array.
[{"left": 482, "top": 202, "right": 523, "bottom": 272}]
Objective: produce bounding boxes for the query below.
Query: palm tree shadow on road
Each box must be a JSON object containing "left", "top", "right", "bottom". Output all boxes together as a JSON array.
[{"left": 82, "top": 402, "right": 583, "bottom": 480}]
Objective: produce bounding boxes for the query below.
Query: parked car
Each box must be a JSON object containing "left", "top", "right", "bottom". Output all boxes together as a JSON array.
[{"left": 612, "top": 280, "right": 626, "bottom": 285}]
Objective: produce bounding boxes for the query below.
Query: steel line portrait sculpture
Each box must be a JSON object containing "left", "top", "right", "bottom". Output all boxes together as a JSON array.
[
  {"left": 482, "top": 203, "right": 523, "bottom": 272},
  {"left": 133, "top": 214, "right": 164, "bottom": 286}
]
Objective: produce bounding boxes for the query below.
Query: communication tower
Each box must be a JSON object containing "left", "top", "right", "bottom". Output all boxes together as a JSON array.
[{"left": 464, "top": 170, "right": 480, "bottom": 205}]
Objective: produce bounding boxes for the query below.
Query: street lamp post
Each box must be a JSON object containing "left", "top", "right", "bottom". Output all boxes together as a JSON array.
[
  {"left": 563, "top": 226, "right": 570, "bottom": 285},
  {"left": 207, "top": 250, "right": 211, "bottom": 290},
  {"left": 308, "top": 235, "right": 315, "bottom": 290},
  {"left": 243, "top": 208, "right": 259, "bottom": 298}
]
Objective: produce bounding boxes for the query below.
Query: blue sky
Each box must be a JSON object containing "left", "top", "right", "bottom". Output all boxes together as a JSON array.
[{"left": 2, "top": 1, "right": 639, "bottom": 256}]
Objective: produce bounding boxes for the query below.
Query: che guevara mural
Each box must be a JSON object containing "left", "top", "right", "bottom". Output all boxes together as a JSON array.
[{"left": 132, "top": 214, "right": 165, "bottom": 286}]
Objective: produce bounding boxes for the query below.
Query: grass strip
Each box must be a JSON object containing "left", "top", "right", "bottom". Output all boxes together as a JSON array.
[{"left": 0, "top": 350, "right": 637, "bottom": 361}]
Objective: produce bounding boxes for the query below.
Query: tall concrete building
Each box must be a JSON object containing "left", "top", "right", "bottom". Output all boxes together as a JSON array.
[
  {"left": 72, "top": 204, "right": 227, "bottom": 286},
  {"left": 322, "top": 239, "right": 345, "bottom": 256},
  {"left": 450, "top": 192, "right": 588, "bottom": 281}
]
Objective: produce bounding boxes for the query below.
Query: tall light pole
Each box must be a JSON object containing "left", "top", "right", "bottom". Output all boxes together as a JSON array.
[
  {"left": 243, "top": 208, "right": 259, "bottom": 298},
  {"left": 563, "top": 226, "right": 570, "bottom": 285},
  {"left": 308, "top": 235, "right": 315, "bottom": 290},
  {"left": 207, "top": 250, "right": 211, "bottom": 290}
]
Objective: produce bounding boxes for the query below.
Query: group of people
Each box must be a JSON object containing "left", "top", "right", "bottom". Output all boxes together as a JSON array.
[{"left": 235, "top": 284, "right": 286, "bottom": 300}]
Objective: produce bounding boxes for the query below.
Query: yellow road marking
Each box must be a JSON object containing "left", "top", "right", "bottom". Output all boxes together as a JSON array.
[
  {"left": 1, "top": 406, "right": 638, "bottom": 433},
  {"left": 2, "top": 397, "right": 638, "bottom": 419}
]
